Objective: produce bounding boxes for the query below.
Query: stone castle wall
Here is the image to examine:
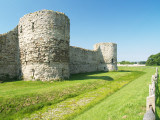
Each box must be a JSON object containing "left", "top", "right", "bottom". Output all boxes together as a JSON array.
[
  {"left": 0, "top": 9, "right": 117, "bottom": 81},
  {"left": 0, "top": 26, "right": 20, "bottom": 80},
  {"left": 70, "top": 43, "right": 117, "bottom": 74},
  {"left": 70, "top": 46, "right": 98, "bottom": 74}
]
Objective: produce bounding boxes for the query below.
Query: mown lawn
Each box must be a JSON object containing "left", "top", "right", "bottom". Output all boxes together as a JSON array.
[
  {"left": 74, "top": 66, "right": 159, "bottom": 120},
  {"left": 156, "top": 74, "right": 160, "bottom": 119}
]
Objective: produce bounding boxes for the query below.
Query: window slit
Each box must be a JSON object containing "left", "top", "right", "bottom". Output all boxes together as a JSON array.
[{"left": 32, "top": 22, "right": 34, "bottom": 32}]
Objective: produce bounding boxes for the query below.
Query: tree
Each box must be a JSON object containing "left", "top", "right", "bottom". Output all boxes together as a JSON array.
[
  {"left": 146, "top": 53, "right": 160, "bottom": 66},
  {"left": 139, "top": 61, "right": 146, "bottom": 64},
  {"left": 119, "top": 61, "right": 132, "bottom": 64}
]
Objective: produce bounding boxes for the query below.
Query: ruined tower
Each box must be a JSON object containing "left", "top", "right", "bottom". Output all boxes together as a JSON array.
[
  {"left": 94, "top": 43, "right": 117, "bottom": 71},
  {"left": 18, "top": 10, "right": 70, "bottom": 81}
]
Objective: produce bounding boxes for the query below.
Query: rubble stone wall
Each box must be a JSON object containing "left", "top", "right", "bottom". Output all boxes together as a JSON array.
[
  {"left": 0, "top": 26, "right": 20, "bottom": 80},
  {"left": 70, "top": 46, "right": 98, "bottom": 74},
  {"left": 70, "top": 43, "right": 117, "bottom": 74},
  {"left": 0, "top": 9, "right": 117, "bottom": 81}
]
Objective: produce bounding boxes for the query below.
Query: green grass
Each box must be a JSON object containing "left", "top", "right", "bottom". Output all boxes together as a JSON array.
[
  {"left": 0, "top": 68, "right": 141, "bottom": 120},
  {"left": 74, "top": 66, "right": 158, "bottom": 120},
  {"left": 156, "top": 75, "right": 160, "bottom": 119},
  {"left": 0, "top": 66, "right": 156, "bottom": 120},
  {"left": 23, "top": 70, "right": 143, "bottom": 120}
]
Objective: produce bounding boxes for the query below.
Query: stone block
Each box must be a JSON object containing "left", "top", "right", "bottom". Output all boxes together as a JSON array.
[
  {"left": 151, "top": 75, "right": 154, "bottom": 82},
  {"left": 156, "top": 67, "right": 158, "bottom": 74},
  {"left": 149, "top": 84, "right": 155, "bottom": 96},
  {"left": 146, "top": 95, "right": 155, "bottom": 113},
  {"left": 143, "top": 108, "right": 155, "bottom": 120}
]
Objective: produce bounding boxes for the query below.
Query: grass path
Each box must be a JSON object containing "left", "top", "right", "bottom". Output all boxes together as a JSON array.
[{"left": 74, "top": 66, "right": 157, "bottom": 120}]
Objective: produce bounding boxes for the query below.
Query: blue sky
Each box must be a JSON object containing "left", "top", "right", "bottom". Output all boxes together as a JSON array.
[{"left": 0, "top": 0, "right": 160, "bottom": 61}]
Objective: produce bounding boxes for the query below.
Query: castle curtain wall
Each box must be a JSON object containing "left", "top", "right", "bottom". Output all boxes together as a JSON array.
[
  {"left": 70, "top": 46, "right": 98, "bottom": 74},
  {"left": 0, "top": 26, "right": 20, "bottom": 80},
  {"left": 70, "top": 43, "right": 117, "bottom": 74},
  {"left": 0, "top": 10, "right": 117, "bottom": 81}
]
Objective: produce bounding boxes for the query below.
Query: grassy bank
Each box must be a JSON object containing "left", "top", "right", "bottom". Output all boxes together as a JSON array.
[
  {"left": 25, "top": 70, "right": 143, "bottom": 120},
  {"left": 0, "top": 68, "right": 143, "bottom": 120},
  {"left": 74, "top": 66, "right": 157, "bottom": 120}
]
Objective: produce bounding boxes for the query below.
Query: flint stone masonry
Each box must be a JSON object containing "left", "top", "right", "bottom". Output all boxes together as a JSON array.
[
  {"left": 94, "top": 43, "right": 117, "bottom": 71},
  {"left": 70, "top": 46, "right": 98, "bottom": 74},
  {"left": 18, "top": 10, "right": 70, "bottom": 81},
  {"left": 70, "top": 43, "right": 117, "bottom": 74},
  {"left": 0, "top": 9, "right": 117, "bottom": 81},
  {"left": 0, "top": 26, "right": 20, "bottom": 80}
]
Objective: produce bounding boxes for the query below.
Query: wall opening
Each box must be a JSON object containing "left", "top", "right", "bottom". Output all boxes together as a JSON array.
[
  {"left": 62, "top": 69, "right": 64, "bottom": 78},
  {"left": 32, "top": 22, "right": 34, "bottom": 32},
  {"left": 112, "top": 58, "right": 114, "bottom": 63},
  {"left": 31, "top": 69, "right": 35, "bottom": 79},
  {"left": 20, "top": 26, "right": 22, "bottom": 33}
]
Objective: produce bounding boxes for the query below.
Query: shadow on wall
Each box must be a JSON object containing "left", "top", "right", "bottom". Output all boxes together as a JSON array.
[
  {"left": 0, "top": 26, "right": 22, "bottom": 83},
  {"left": 97, "top": 47, "right": 107, "bottom": 71},
  {"left": 96, "top": 44, "right": 117, "bottom": 71},
  {"left": 17, "top": 29, "right": 22, "bottom": 82}
]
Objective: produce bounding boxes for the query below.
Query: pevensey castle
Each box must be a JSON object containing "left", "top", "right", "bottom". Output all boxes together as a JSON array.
[{"left": 0, "top": 10, "right": 117, "bottom": 81}]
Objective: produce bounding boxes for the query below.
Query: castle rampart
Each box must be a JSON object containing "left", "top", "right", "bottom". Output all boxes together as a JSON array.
[{"left": 0, "top": 10, "right": 117, "bottom": 81}]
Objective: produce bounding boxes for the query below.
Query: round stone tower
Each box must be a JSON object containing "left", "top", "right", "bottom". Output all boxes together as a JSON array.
[
  {"left": 18, "top": 10, "right": 70, "bottom": 81},
  {"left": 94, "top": 43, "right": 117, "bottom": 71}
]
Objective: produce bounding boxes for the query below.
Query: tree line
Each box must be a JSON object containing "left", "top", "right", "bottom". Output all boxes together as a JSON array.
[
  {"left": 118, "top": 61, "right": 146, "bottom": 65},
  {"left": 118, "top": 52, "right": 160, "bottom": 66}
]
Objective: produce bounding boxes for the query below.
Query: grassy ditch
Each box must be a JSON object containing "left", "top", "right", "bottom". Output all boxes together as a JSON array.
[
  {"left": 0, "top": 68, "right": 144, "bottom": 120},
  {"left": 25, "top": 70, "right": 144, "bottom": 120}
]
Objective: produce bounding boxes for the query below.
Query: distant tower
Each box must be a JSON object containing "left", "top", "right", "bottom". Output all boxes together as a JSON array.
[
  {"left": 94, "top": 43, "right": 117, "bottom": 71},
  {"left": 18, "top": 10, "right": 70, "bottom": 81}
]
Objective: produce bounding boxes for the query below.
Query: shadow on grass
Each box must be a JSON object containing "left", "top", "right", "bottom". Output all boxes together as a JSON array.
[
  {"left": 1, "top": 70, "right": 132, "bottom": 83},
  {"left": 118, "top": 70, "right": 132, "bottom": 72},
  {"left": 70, "top": 75, "right": 114, "bottom": 81},
  {"left": 0, "top": 76, "right": 22, "bottom": 83},
  {"left": 68, "top": 70, "right": 132, "bottom": 81}
]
